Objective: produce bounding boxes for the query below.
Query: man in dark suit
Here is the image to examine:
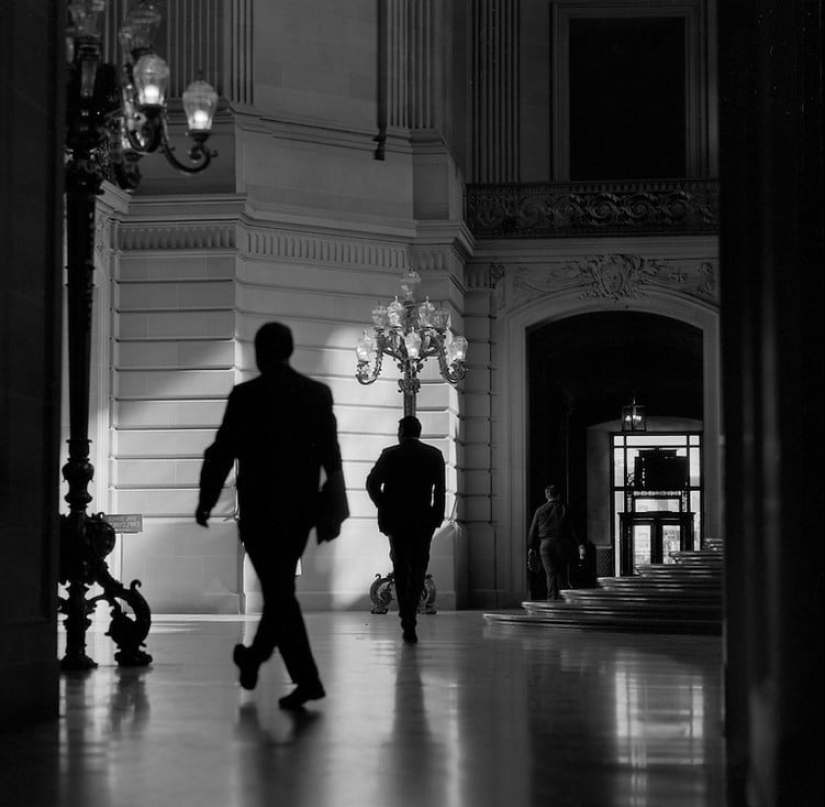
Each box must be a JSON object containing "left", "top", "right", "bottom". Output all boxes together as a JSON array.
[
  {"left": 195, "top": 322, "right": 348, "bottom": 709},
  {"left": 367, "top": 416, "right": 446, "bottom": 643}
]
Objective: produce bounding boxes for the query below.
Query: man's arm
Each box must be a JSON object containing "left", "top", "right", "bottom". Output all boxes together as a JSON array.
[
  {"left": 316, "top": 387, "right": 349, "bottom": 540},
  {"left": 196, "top": 390, "right": 241, "bottom": 526},
  {"left": 365, "top": 451, "right": 386, "bottom": 508},
  {"left": 431, "top": 451, "right": 446, "bottom": 527},
  {"left": 527, "top": 508, "right": 540, "bottom": 549}
]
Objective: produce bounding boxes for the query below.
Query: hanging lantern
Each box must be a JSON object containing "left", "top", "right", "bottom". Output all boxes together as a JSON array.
[{"left": 622, "top": 395, "right": 647, "bottom": 432}]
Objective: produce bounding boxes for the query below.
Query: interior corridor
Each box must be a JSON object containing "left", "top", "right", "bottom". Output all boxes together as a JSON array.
[{"left": 0, "top": 612, "right": 727, "bottom": 807}]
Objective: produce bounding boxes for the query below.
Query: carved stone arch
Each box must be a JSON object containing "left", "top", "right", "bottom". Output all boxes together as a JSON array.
[{"left": 492, "top": 286, "right": 721, "bottom": 604}]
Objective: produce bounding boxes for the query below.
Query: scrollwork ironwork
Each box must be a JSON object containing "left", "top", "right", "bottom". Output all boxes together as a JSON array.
[
  {"left": 369, "top": 572, "right": 437, "bottom": 615},
  {"left": 465, "top": 180, "right": 719, "bottom": 238},
  {"left": 58, "top": 512, "right": 152, "bottom": 669}
]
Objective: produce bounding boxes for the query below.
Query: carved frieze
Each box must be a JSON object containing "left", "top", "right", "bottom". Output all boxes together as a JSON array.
[
  {"left": 509, "top": 254, "right": 718, "bottom": 308},
  {"left": 465, "top": 180, "right": 719, "bottom": 238},
  {"left": 118, "top": 224, "right": 236, "bottom": 251}
]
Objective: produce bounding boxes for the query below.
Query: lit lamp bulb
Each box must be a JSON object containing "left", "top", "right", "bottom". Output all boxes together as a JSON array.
[
  {"left": 450, "top": 335, "right": 468, "bottom": 363},
  {"left": 355, "top": 331, "right": 374, "bottom": 362},
  {"left": 387, "top": 297, "right": 404, "bottom": 328},
  {"left": 404, "top": 332, "right": 422, "bottom": 359},
  {"left": 133, "top": 53, "right": 169, "bottom": 108},
  {"left": 182, "top": 77, "right": 218, "bottom": 133}
]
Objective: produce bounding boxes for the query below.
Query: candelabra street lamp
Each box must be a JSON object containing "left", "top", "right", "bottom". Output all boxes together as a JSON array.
[
  {"left": 59, "top": 0, "right": 218, "bottom": 670},
  {"left": 355, "top": 270, "right": 468, "bottom": 417}
]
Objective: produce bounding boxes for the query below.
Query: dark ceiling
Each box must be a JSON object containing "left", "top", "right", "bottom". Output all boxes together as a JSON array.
[{"left": 528, "top": 311, "right": 704, "bottom": 426}]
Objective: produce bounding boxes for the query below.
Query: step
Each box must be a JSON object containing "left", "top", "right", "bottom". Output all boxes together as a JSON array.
[
  {"left": 484, "top": 610, "right": 722, "bottom": 635},
  {"left": 558, "top": 591, "right": 722, "bottom": 608},
  {"left": 525, "top": 599, "right": 722, "bottom": 617},
  {"left": 599, "top": 577, "right": 721, "bottom": 591},
  {"left": 670, "top": 551, "right": 724, "bottom": 564},
  {"left": 486, "top": 546, "right": 725, "bottom": 636}
]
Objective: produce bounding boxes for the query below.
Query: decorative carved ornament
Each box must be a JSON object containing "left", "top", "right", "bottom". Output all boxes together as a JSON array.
[
  {"left": 511, "top": 255, "right": 718, "bottom": 307},
  {"left": 118, "top": 224, "right": 236, "bottom": 251},
  {"left": 465, "top": 180, "right": 719, "bottom": 238}
]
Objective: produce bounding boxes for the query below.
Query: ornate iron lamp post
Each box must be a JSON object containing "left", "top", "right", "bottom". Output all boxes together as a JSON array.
[
  {"left": 59, "top": 0, "right": 218, "bottom": 670},
  {"left": 355, "top": 270, "right": 468, "bottom": 417}
]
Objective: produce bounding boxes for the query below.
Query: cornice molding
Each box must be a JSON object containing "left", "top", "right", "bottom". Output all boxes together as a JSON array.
[
  {"left": 116, "top": 223, "right": 237, "bottom": 251},
  {"left": 243, "top": 228, "right": 408, "bottom": 270}
]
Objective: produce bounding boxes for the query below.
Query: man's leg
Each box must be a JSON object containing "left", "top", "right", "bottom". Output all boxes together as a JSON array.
[
  {"left": 236, "top": 521, "right": 323, "bottom": 706},
  {"left": 252, "top": 553, "right": 320, "bottom": 682},
  {"left": 388, "top": 534, "right": 417, "bottom": 639},
  {"left": 539, "top": 538, "right": 561, "bottom": 600},
  {"left": 406, "top": 536, "right": 432, "bottom": 620}
]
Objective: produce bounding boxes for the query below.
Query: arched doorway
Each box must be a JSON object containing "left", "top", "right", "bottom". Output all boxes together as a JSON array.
[
  {"left": 526, "top": 312, "right": 704, "bottom": 595},
  {"left": 491, "top": 283, "right": 721, "bottom": 607}
]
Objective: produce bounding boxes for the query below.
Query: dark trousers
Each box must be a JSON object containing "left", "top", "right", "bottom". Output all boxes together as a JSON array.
[
  {"left": 539, "top": 537, "right": 569, "bottom": 600},
  {"left": 239, "top": 518, "right": 319, "bottom": 685},
  {"left": 388, "top": 531, "right": 432, "bottom": 629}
]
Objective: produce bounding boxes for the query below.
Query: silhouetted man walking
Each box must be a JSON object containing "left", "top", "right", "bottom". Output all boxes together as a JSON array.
[
  {"left": 367, "top": 416, "right": 446, "bottom": 643},
  {"left": 196, "top": 322, "right": 348, "bottom": 709}
]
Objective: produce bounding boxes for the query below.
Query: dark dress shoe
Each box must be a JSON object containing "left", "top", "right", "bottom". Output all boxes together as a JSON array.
[
  {"left": 233, "top": 644, "right": 260, "bottom": 691},
  {"left": 402, "top": 627, "right": 418, "bottom": 644},
  {"left": 278, "top": 680, "right": 326, "bottom": 710}
]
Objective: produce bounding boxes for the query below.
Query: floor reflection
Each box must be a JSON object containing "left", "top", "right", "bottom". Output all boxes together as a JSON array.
[{"left": 0, "top": 612, "right": 726, "bottom": 807}]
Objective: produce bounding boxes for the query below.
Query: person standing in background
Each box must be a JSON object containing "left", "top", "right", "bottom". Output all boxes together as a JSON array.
[
  {"left": 367, "top": 416, "right": 446, "bottom": 644},
  {"left": 527, "top": 484, "right": 578, "bottom": 600}
]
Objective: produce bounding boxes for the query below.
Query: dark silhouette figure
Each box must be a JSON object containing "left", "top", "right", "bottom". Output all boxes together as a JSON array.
[
  {"left": 569, "top": 538, "right": 598, "bottom": 589},
  {"left": 527, "top": 484, "right": 578, "bottom": 600},
  {"left": 366, "top": 416, "right": 446, "bottom": 643},
  {"left": 196, "top": 322, "right": 348, "bottom": 709}
]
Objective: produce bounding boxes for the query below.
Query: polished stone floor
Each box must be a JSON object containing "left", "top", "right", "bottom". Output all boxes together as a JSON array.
[{"left": 0, "top": 612, "right": 727, "bottom": 807}]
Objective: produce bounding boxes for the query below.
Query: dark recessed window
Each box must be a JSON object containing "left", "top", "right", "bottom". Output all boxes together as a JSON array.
[{"left": 569, "top": 17, "right": 686, "bottom": 181}]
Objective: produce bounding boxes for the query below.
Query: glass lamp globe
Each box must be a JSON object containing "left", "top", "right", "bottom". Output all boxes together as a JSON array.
[
  {"left": 432, "top": 305, "right": 450, "bottom": 330},
  {"left": 133, "top": 53, "right": 169, "bottom": 107},
  {"left": 404, "top": 332, "right": 422, "bottom": 359},
  {"left": 120, "top": 0, "right": 163, "bottom": 57},
  {"left": 449, "top": 335, "right": 468, "bottom": 363},
  {"left": 69, "top": 0, "right": 106, "bottom": 38},
  {"left": 418, "top": 296, "right": 435, "bottom": 328},
  {"left": 387, "top": 297, "right": 404, "bottom": 328},
  {"left": 399, "top": 269, "right": 421, "bottom": 301},
  {"left": 183, "top": 78, "right": 219, "bottom": 132},
  {"left": 355, "top": 331, "right": 374, "bottom": 362}
]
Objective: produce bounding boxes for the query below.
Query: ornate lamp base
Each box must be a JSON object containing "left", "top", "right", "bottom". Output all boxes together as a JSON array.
[
  {"left": 369, "top": 572, "right": 437, "bottom": 615},
  {"left": 58, "top": 512, "right": 153, "bottom": 669}
]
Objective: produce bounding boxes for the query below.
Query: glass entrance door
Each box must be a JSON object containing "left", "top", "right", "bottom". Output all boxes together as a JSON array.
[{"left": 620, "top": 512, "right": 695, "bottom": 575}]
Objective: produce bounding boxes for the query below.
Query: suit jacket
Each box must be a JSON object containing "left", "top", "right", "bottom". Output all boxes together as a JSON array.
[
  {"left": 198, "top": 364, "right": 348, "bottom": 541},
  {"left": 366, "top": 438, "right": 446, "bottom": 538}
]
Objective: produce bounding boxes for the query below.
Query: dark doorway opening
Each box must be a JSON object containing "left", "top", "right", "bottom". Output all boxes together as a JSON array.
[{"left": 526, "top": 311, "right": 703, "bottom": 594}]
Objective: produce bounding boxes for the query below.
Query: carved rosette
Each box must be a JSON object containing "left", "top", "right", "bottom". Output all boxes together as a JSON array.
[{"left": 577, "top": 254, "right": 658, "bottom": 300}]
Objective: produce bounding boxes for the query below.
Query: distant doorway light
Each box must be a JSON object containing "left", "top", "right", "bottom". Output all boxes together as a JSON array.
[{"left": 622, "top": 394, "right": 647, "bottom": 432}]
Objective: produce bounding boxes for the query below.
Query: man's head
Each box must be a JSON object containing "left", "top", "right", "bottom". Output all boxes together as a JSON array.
[
  {"left": 398, "top": 415, "right": 422, "bottom": 443},
  {"left": 255, "top": 322, "right": 294, "bottom": 374},
  {"left": 545, "top": 484, "right": 560, "bottom": 501}
]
